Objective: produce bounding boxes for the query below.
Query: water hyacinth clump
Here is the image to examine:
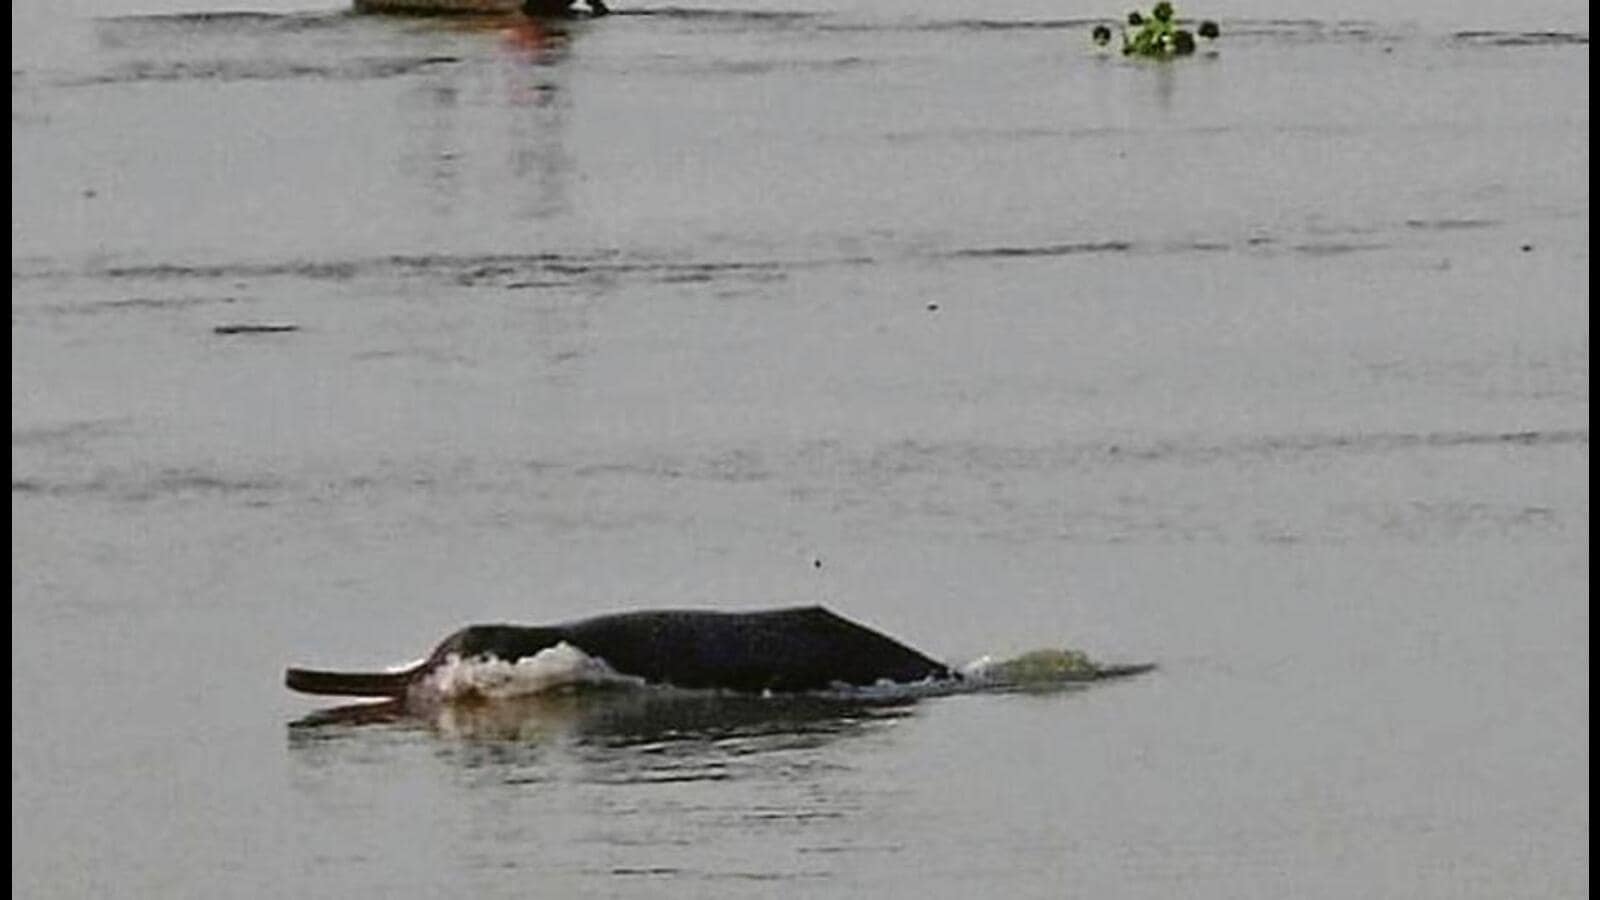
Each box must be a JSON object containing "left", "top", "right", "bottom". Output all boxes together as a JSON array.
[{"left": 1092, "top": 2, "right": 1220, "bottom": 57}]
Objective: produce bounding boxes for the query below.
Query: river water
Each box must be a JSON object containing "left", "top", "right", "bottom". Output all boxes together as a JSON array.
[{"left": 11, "top": 0, "right": 1589, "bottom": 896}]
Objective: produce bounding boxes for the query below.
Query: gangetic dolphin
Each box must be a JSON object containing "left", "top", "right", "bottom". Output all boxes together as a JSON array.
[{"left": 286, "top": 606, "right": 960, "bottom": 699}]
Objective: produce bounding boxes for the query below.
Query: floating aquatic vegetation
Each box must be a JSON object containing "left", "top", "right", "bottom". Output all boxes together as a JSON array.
[{"left": 1092, "top": 2, "right": 1219, "bottom": 57}]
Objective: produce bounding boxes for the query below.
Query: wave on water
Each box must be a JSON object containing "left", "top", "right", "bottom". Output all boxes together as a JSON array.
[
  {"left": 62, "top": 54, "right": 461, "bottom": 87},
  {"left": 1452, "top": 30, "right": 1589, "bottom": 47},
  {"left": 99, "top": 11, "right": 356, "bottom": 32},
  {"left": 11, "top": 470, "right": 284, "bottom": 501},
  {"left": 0, "top": 230, "right": 1395, "bottom": 290},
  {"left": 14, "top": 197, "right": 1520, "bottom": 290},
  {"left": 15, "top": 428, "right": 1587, "bottom": 507}
]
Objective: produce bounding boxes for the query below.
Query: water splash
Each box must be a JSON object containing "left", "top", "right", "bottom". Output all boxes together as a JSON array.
[
  {"left": 961, "top": 648, "right": 1101, "bottom": 684},
  {"left": 291, "top": 645, "right": 1154, "bottom": 736},
  {"left": 420, "top": 642, "right": 645, "bottom": 700},
  {"left": 411, "top": 643, "right": 1151, "bottom": 705}
]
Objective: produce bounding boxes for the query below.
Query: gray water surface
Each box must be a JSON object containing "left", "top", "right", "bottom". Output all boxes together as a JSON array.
[{"left": 12, "top": 0, "right": 1589, "bottom": 896}]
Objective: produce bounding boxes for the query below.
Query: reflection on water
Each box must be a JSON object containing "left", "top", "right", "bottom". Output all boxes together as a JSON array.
[
  {"left": 1153, "top": 59, "right": 1176, "bottom": 109},
  {"left": 401, "top": 15, "right": 577, "bottom": 223},
  {"left": 290, "top": 687, "right": 918, "bottom": 745},
  {"left": 22, "top": 8, "right": 593, "bottom": 264},
  {"left": 287, "top": 688, "right": 921, "bottom": 794},
  {"left": 284, "top": 687, "right": 927, "bottom": 888}
]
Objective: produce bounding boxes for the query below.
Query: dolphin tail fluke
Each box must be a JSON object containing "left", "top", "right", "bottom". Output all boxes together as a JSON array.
[{"left": 285, "top": 665, "right": 423, "bottom": 697}]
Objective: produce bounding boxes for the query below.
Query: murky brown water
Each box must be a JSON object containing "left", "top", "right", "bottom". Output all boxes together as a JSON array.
[{"left": 12, "top": 0, "right": 1589, "bottom": 896}]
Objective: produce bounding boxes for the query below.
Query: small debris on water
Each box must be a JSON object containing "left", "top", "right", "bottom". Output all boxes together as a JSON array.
[
  {"left": 926, "top": 303, "right": 940, "bottom": 311},
  {"left": 213, "top": 323, "right": 299, "bottom": 335},
  {"left": 1521, "top": 244, "right": 1534, "bottom": 252}
]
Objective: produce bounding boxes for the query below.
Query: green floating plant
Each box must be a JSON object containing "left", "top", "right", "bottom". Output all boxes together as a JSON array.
[{"left": 1092, "top": 2, "right": 1220, "bottom": 57}]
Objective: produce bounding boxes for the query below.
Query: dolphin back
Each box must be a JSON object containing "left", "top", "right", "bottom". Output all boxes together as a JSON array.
[
  {"left": 555, "top": 606, "right": 953, "bottom": 691},
  {"left": 285, "top": 608, "right": 952, "bottom": 698}
]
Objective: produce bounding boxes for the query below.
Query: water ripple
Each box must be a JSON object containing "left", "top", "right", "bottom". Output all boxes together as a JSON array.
[
  {"left": 99, "top": 11, "right": 358, "bottom": 33},
  {"left": 15, "top": 429, "right": 1584, "bottom": 505},
  {"left": 1452, "top": 30, "right": 1589, "bottom": 47},
  {"left": 946, "top": 240, "right": 1134, "bottom": 259},
  {"left": 63, "top": 54, "right": 461, "bottom": 86},
  {"left": 10, "top": 207, "right": 1521, "bottom": 291}
]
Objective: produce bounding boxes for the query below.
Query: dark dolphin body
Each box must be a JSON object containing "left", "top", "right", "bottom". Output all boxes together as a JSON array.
[{"left": 285, "top": 606, "right": 955, "bottom": 698}]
